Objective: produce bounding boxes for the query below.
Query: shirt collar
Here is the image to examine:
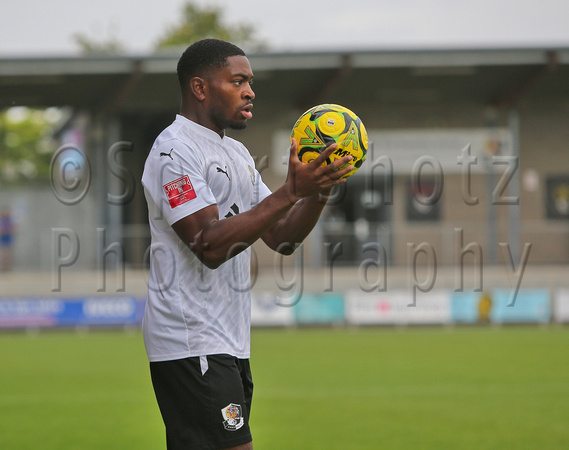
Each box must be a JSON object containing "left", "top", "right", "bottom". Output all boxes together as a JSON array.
[{"left": 176, "top": 114, "right": 224, "bottom": 143}]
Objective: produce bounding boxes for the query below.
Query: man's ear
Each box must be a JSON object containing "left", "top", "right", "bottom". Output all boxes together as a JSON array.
[{"left": 189, "top": 77, "right": 207, "bottom": 101}]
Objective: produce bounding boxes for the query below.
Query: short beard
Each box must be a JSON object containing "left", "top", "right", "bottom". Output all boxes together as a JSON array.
[
  {"left": 229, "top": 121, "right": 247, "bottom": 131},
  {"left": 211, "top": 109, "right": 248, "bottom": 132}
]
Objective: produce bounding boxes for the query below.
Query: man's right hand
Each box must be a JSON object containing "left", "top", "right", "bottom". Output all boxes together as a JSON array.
[{"left": 284, "top": 138, "right": 354, "bottom": 204}]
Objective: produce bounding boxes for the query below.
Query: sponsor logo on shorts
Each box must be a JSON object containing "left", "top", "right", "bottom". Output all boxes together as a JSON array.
[
  {"left": 163, "top": 175, "right": 196, "bottom": 208},
  {"left": 221, "top": 403, "right": 244, "bottom": 431}
]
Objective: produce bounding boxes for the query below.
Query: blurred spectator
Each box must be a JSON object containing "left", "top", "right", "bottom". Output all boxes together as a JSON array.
[
  {"left": 1, "top": 208, "right": 15, "bottom": 271},
  {"left": 478, "top": 292, "right": 493, "bottom": 324}
]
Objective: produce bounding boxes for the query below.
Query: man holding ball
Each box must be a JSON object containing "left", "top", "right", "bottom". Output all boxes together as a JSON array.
[{"left": 142, "top": 38, "right": 353, "bottom": 450}]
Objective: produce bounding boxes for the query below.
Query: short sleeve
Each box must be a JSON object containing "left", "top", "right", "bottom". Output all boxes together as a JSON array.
[
  {"left": 142, "top": 141, "right": 217, "bottom": 225},
  {"left": 235, "top": 142, "right": 272, "bottom": 208},
  {"left": 252, "top": 168, "right": 272, "bottom": 208}
]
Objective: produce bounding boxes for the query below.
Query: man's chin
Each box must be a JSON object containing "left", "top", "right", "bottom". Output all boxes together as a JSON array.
[{"left": 229, "top": 121, "right": 248, "bottom": 131}]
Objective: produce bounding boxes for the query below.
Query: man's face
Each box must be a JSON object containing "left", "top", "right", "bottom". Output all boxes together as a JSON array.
[{"left": 206, "top": 55, "right": 255, "bottom": 134}]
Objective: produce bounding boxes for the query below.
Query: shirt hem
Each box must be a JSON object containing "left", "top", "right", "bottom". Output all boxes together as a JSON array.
[{"left": 147, "top": 350, "right": 251, "bottom": 362}]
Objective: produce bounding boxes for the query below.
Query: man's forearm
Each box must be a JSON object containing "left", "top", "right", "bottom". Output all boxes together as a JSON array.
[{"left": 262, "top": 189, "right": 331, "bottom": 254}]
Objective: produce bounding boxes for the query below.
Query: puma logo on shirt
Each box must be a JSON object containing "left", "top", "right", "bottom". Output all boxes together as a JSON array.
[
  {"left": 216, "top": 166, "right": 230, "bottom": 180},
  {"left": 160, "top": 148, "right": 174, "bottom": 160}
]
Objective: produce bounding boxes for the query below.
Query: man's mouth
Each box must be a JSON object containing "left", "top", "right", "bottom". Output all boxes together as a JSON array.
[{"left": 242, "top": 104, "right": 253, "bottom": 119}]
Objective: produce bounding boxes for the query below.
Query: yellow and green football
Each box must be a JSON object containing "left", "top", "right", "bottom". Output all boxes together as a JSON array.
[{"left": 290, "top": 103, "right": 368, "bottom": 178}]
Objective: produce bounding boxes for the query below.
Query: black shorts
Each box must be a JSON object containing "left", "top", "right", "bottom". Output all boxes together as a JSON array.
[{"left": 150, "top": 354, "right": 253, "bottom": 450}]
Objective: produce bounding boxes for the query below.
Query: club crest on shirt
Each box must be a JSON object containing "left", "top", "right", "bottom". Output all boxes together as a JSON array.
[
  {"left": 163, "top": 175, "right": 197, "bottom": 208},
  {"left": 221, "top": 403, "right": 244, "bottom": 431}
]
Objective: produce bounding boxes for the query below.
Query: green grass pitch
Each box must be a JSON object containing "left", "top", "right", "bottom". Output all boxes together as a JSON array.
[{"left": 1, "top": 326, "right": 568, "bottom": 449}]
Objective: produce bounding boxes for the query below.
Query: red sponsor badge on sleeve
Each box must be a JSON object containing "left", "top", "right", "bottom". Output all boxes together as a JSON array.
[{"left": 163, "top": 175, "right": 197, "bottom": 208}]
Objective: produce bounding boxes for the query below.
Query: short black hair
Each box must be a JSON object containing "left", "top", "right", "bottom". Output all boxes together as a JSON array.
[{"left": 177, "top": 38, "right": 246, "bottom": 92}]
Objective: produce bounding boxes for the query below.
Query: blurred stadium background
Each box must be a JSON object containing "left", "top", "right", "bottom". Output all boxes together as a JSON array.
[
  {"left": 1, "top": 46, "right": 569, "bottom": 322},
  {"left": 1, "top": 5, "right": 569, "bottom": 449}
]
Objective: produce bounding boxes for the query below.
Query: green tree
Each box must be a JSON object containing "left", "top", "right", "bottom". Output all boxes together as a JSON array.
[
  {"left": 73, "top": 23, "right": 125, "bottom": 55},
  {"left": 156, "top": 1, "right": 263, "bottom": 51},
  {"left": 0, "top": 108, "right": 60, "bottom": 183}
]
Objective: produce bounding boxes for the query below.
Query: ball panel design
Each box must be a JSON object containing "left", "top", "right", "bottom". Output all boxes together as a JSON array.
[{"left": 291, "top": 104, "right": 368, "bottom": 178}]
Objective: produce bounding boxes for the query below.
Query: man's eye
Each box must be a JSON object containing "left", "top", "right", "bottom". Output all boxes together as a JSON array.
[{"left": 234, "top": 80, "right": 243, "bottom": 86}]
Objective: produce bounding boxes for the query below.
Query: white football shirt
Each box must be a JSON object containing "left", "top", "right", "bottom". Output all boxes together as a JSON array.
[{"left": 141, "top": 115, "right": 272, "bottom": 362}]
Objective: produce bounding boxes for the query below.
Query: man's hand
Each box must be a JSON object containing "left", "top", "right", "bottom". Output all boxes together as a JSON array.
[{"left": 285, "top": 138, "right": 354, "bottom": 203}]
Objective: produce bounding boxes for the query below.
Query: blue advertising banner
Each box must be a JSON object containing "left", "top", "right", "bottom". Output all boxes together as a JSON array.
[
  {"left": 0, "top": 289, "right": 554, "bottom": 329},
  {"left": 0, "top": 297, "right": 145, "bottom": 329},
  {"left": 490, "top": 288, "right": 551, "bottom": 323},
  {"left": 294, "top": 293, "right": 345, "bottom": 325},
  {"left": 451, "top": 289, "right": 551, "bottom": 324},
  {"left": 450, "top": 291, "right": 482, "bottom": 323}
]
